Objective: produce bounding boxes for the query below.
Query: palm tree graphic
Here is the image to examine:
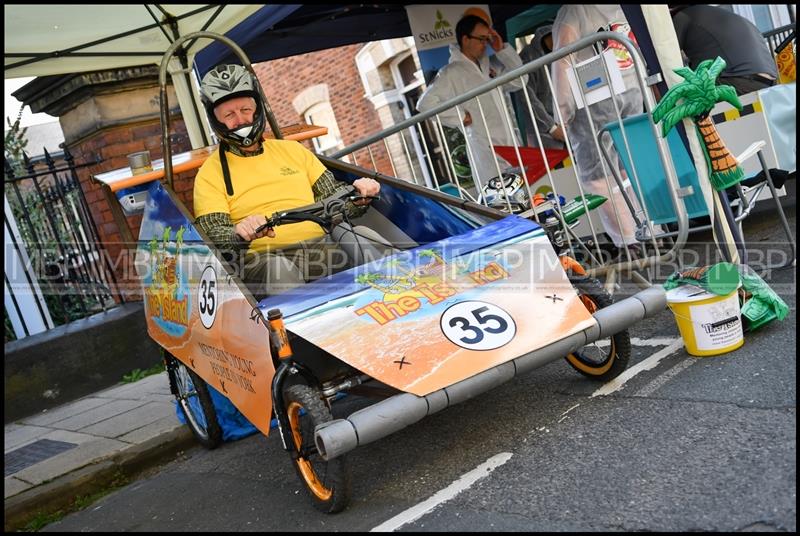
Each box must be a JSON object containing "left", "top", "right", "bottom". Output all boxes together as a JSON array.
[
  {"left": 434, "top": 10, "right": 450, "bottom": 31},
  {"left": 418, "top": 249, "right": 439, "bottom": 261},
  {"left": 175, "top": 226, "right": 186, "bottom": 253},
  {"left": 356, "top": 260, "right": 415, "bottom": 295},
  {"left": 162, "top": 226, "right": 172, "bottom": 249},
  {"left": 148, "top": 237, "right": 159, "bottom": 269},
  {"left": 355, "top": 272, "right": 384, "bottom": 291}
]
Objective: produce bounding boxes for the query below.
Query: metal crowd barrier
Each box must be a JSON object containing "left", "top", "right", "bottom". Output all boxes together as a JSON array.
[{"left": 331, "top": 31, "right": 690, "bottom": 293}]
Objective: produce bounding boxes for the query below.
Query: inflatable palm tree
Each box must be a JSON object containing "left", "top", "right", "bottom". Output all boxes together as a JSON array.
[
  {"left": 653, "top": 57, "right": 744, "bottom": 191},
  {"left": 653, "top": 56, "right": 747, "bottom": 263}
]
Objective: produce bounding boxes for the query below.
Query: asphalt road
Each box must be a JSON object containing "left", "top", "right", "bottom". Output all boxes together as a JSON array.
[{"left": 43, "top": 189, "right": 796, "bottom": 532}]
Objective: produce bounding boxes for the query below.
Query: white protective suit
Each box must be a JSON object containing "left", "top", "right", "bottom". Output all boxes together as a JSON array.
[
  {"left": 417, "top": 42, "right": 528, "bottom": 185},
  {"left": 551, "top": 5, "right": 646, "bottom": 247}
]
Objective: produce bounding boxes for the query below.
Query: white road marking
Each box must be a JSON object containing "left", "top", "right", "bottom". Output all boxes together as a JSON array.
[
  {"left": 634, "top": 358, "right": 696, "bottom": 397},
  {"left": 630, "top": 337, "right": 680, "bottom": 347},
  {"left": 557, "top": 403, "right": 581, "bottom": 423},
  {"left": 591, "top": 339, "right": 684, "bottom": 397},
  {"left": 593, "top": 337, "right": 679, "bottom": 348},
  {"left": 371, "top": 337, "right": 685, "bottom": 531},
  {"left": 370, "top": 452, "right": 513, "bottom": 532}
]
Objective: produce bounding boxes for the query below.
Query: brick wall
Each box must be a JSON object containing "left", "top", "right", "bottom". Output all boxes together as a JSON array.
[
  {"left": 65, "top": 117, "right": 193, "bottom": 300},
  {"left": 252, "top": 45, "right": 394, "bottom": 175}
]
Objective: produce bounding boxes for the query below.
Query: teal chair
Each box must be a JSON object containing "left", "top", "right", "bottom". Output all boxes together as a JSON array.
[
  {"left": 598, "top": 112, "right": 795, "bottom": 268},
  {"left": 438, "top": 182, "right": 461, "bottom": 198},
  {"left": 438, "top": 181, "right": 478, "bottom": 203},
  {"left": 599, "top": 112, "right": 709, "bottom": 226}
]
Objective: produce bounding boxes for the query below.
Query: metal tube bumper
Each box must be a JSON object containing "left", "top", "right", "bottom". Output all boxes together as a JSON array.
[{"left": 315, "top": 286, "right": 666, "bottom": 460}]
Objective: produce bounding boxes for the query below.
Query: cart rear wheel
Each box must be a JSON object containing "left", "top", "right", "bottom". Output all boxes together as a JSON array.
[
  {"left": 284, "top": 384, "right": 351, "bottom": 513},
  {"left": 166, "top": 354, "right": 222, "bottom": 449},
  {"left": 565, "top": 278, "right": 631, "bottom": 381}
]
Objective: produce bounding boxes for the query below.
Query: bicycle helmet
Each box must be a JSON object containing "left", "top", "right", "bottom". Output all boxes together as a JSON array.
[{"left": 200, "top": 64, "right": 266, "bottom": 150}]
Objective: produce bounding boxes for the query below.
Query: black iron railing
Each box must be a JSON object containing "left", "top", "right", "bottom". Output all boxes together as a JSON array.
[
  {"left": 763, "top": 23, "right": 796, "bottom": 57},
  {"left": 5, "top": 145, "right": 123, "bottom": 339}
]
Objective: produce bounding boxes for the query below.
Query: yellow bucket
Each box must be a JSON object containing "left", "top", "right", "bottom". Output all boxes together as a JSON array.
[{"left": 666, "top": 285, "right": 744, "bottom": 357}]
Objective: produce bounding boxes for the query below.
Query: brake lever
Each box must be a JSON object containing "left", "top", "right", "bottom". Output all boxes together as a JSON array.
[{"left": 254, "top": 218, "right": 276, "bottom": 235}]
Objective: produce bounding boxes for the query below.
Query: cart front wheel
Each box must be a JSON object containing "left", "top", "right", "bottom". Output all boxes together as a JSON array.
[
  {"left": 565, "top": 278, "right": 631, "bottom": 381},
  {"left": 284, "top": 384, "right": 351, "bottom": 513}
]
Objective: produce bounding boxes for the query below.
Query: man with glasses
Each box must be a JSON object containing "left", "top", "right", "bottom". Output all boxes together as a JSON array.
[{"left": 417, "top": 12, "right": 528, "bottom": 185}]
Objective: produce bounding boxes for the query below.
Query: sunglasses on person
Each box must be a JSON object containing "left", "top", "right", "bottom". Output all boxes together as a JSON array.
[{"left": 467, "top": 34, "right": 493, "bottom": 44}]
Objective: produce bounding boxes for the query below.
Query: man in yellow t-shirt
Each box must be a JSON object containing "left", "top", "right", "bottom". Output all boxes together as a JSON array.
[{"left": 193, "top": 64, "right": 386, "bottom": 297}]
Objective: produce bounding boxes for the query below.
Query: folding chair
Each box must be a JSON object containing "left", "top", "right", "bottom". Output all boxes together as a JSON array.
[{"left": 598, "top": 112, "right": 795, "bottom": 268}]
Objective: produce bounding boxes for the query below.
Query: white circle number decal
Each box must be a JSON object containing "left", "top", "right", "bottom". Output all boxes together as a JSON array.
[
  {"left": 198, "top": 266, "right": 218, "bottom": 329},
  {"left": 440, "top": 301, "right": 516, "bottom": 350}
]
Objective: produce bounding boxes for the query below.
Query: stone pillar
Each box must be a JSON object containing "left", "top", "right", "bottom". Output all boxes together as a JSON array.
[{"left": 14, "top": 66, "right": 198, "bottom": 300}]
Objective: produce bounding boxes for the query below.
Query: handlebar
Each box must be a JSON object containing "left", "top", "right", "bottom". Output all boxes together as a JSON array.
[{"left": 254, "top": 185, "right": 380, "bottom": 234}]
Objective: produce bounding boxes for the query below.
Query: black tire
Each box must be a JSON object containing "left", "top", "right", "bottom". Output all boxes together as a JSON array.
[
  {"left": 284, "top": 384, "right": 351, "bottom": 513},
  {"left": 166, "top": 354, "right": 222, "bottom": 449},
  {"left": 565, "top": 277, "right": 631, "bottom": 382}
]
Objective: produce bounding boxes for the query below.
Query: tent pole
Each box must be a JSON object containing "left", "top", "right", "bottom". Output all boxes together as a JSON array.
[{"left": 168, "top": 58, "right": 209, "bottom": 149}]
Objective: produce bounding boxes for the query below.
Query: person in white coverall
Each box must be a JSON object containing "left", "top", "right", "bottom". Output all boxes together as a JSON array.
[
  {"left": 551, "top": 4, "right": 647, "bottom": 250},
  {"left": 417, "top": 13, "right": 528, "bottom": 186}
]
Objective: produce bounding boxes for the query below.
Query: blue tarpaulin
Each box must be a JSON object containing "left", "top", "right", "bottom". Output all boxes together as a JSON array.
[{"left": 194, "top": 5, "right": 303, "bottom": 76}]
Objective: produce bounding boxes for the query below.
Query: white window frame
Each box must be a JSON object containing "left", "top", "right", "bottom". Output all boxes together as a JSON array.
[
  {"left": 389, "top": 51, "right": 434, "bottom": 188},
  {"left": 303, "top": 101, "right": 345, "bottom": 158}
]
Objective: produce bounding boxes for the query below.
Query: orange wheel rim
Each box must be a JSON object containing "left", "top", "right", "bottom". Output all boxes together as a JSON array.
[
  {"left": 560, "top": 255, "right": 587, "bottom": 276},
  {"left": 568, "top": 292, "right": 614, "bottom": 374},
  {"left": 571, "top": 293, "right": 612, "bottom": 373},
  {"left": 287, "top": 401, "right": 333, "bottom": 501},
  {"left": 566, "top": 338, "right": 615, "bottom": 374},
  {"left": 579, "top": 294, "right": 598, "bottom": 314}
]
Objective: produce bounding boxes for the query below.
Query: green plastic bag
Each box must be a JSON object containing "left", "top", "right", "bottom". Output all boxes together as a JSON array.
[
  {"left": 737, "top": 265, "right": 789, "bottom": 331},
  {"left": 663, "top": 262, "right": 741, "bottom": 296}
]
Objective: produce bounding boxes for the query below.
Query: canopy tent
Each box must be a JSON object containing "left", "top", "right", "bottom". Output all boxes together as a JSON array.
[
  {"left": 193, "top": 4, "right": 534, "bottom": 76},
  {"left": 5, "top": 4, "right": 531, "bottom": 147},
  {"left": 504, "top": 5, "right": 562, "bottom": 43},
  {"left": 4, "top": 4, "right": 682, "bottom": 149},
  {"left": 4, "top": 4, "right": 534, "bottom": 78},
  {"left": 4, "top": 4, "right": 300, "bottom": 147},
  {"left": 3, "top": 5, "right": 295, "bottom": 78}
]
